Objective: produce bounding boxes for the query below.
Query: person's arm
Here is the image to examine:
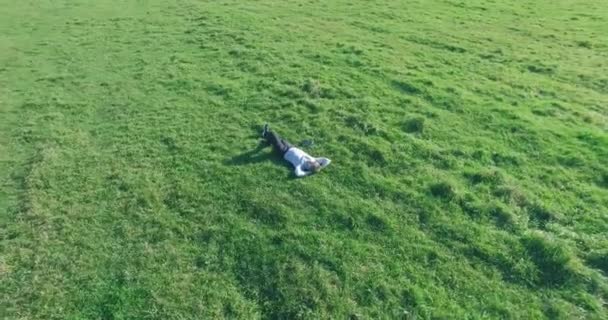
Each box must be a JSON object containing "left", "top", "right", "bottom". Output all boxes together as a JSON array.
[
  {"left": 316, "top": 157, "right": 331, "bottom": 168},
  {"left": 294, "top": 164, "right": 312, "bottom": 177}
]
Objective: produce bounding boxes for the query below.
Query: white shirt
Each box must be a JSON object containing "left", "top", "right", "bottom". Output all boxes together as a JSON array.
[{"left": 283, "top": 147, "right": 331, "bottom": 177}]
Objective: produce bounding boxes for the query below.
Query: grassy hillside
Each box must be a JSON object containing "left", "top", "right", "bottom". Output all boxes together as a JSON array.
[{"left": 1, "top": 0, "right": 607, "bottom": 318}]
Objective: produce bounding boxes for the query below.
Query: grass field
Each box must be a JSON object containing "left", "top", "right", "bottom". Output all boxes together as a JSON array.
[{"left": 1, "top": 0, "right": 608, "bottom": 318}]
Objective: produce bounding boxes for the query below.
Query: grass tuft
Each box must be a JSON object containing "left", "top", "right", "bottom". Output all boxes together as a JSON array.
[
  {"left": 402, "top": 117, "right": 425, "bottom": 134},
  {"left": 522, "top": 232, "right": 576, "bottom": 286},
  {"left": 464, "top": 168, "right": 503, "bottom": 185},
  {"left": 527, "top": 203, "right": 559, "bottom": 229},
  {"left": 429, "top": 181, "right": 456, "bottom": 200},
  {"left": 487, "top": 201, "right": 519, "bottom": 230},
  {"left": 586, "top": 250, "right": 608, "bottom": 274}
]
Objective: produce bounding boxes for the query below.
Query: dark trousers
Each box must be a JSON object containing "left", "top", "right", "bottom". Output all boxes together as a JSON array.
[{"left": 265, "top": 131, "right": 293, "bottom": 155}]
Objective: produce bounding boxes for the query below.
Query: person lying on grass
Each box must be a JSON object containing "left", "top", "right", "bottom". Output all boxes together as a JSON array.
[{"left": 262, "top": 124, "right": 331, "bottom": 177}]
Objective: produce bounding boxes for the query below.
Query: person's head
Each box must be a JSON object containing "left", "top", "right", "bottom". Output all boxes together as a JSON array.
[{"left": 305, "top": 160, "right": 321, "bottom": 173}]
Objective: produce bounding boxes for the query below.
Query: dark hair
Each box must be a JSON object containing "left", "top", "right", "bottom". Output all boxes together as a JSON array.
[{"left": 307, "top": 160, "right": 321, "bottom": 173}]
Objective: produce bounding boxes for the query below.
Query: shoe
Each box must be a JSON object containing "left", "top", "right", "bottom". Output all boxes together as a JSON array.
[{"left": 261, "top": 123, "right": 269, "bottom": 137}]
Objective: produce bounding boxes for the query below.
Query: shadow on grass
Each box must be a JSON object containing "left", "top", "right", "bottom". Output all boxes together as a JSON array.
[{"left": 224, "top": 142, "right": 293, "bottom": 173}]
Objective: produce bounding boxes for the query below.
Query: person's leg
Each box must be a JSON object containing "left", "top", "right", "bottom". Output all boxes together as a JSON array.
[
  {"left": 265, "top": 131, "right": 292, "bottom": 154},
  {"left": 265, "top": 131, "right": 286, "bottom": 152},
  {"left": 280, "top": 138, "right": 293, "bottom": 151}
]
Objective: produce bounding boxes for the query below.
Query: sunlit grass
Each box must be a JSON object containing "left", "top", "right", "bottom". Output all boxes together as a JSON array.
[{"left": 1, "top": 0, "right": 607, "bottom": 318}]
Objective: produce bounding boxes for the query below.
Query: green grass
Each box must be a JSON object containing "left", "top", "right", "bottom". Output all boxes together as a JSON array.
[{"left": 1, "top": 0, "right": 607, "bottom": 318}]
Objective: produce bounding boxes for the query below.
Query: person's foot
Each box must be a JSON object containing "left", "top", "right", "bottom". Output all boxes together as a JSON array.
[{"left": 261, "top": 123, "right": 269, "bottom": 137}]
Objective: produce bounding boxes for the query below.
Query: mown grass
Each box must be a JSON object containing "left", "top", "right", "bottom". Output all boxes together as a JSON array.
[{"left": 1, "top": 0, "right": 607, "bottom": 318}]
